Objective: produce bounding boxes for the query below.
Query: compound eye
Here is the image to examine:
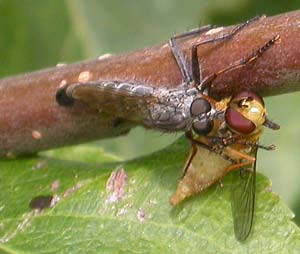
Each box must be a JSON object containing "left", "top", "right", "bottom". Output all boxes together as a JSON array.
[
  {"left": 192, "top": 118, "right": 214, "bottom": 135},
  {"left": 190, "top": 98, "right": 211, "bottom": 116},
  {"left": 225, "top": 108, "right": 255, "bottom": 135},
  {"left": 233, "top": 91, "right": 264, "bottom": 107}
]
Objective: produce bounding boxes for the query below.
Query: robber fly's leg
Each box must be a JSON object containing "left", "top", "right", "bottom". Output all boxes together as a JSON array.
[
  {"left": 191, "top": 15, "right": 264, "bottom": 88},
  {"left": 181, "top": 140, "right": 198, "bottom": 179},
  {"left": 170, "top": 25, "right": 214, "bottom": 85},
  {"left": 170, "top": 15, "right": 263, "bottom": 88},
  {"left": 194, "top": 16, "right": 263, "bottom": 49},
  {"left": 197, "top": 34, "right": 280, "bottom": 93},
  {"left": 185, "top": 132, "right": 237, "bottom": 163}
]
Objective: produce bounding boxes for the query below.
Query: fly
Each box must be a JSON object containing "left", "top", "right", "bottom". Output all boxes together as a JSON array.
[{"left": 56, "top": 16, "right": 280, "bottom": 241}]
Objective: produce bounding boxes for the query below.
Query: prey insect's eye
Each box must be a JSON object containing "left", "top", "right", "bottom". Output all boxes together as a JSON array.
[
  {"left": 192, "top": 118, "right": 214, "bottom": 135},
  {"left": 234, "top": 91, "right": 264, "bottom": 107},
  {"left": 225, "top": 91, "right": 266, "bottom": 135},
  {"left": 190, "top": 98, "right": 211, "bottom": 116},
  {"left": 225, "top": 108, "right": 256, "bottom": 135}
]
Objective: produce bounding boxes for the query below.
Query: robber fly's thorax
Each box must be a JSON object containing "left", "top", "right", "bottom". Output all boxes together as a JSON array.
[{"left": 144, "top": 86, "right": 210, "bottom": 132}]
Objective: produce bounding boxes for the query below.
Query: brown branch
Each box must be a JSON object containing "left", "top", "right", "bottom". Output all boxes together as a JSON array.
[{"left": 1, "top": 11, "right": 300, "bottom": 157}]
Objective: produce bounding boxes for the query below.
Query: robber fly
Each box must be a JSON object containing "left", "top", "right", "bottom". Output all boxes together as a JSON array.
[{"left": 56, "top": 16, "right": 280, "bottom": 241}]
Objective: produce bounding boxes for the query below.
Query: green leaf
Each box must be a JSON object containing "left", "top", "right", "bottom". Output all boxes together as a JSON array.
[{"left": 1, "top": 138, "right": 299, "bottom": 254}]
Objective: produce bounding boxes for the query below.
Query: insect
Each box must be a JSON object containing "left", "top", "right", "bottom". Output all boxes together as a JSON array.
[{"left": 56, "top": 16, "right": 280, "bottom": 241}]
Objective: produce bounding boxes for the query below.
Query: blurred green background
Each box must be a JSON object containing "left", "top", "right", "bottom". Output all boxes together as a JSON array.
[{"left": 1, "top": 0, "right": 299, "bottom": 222}]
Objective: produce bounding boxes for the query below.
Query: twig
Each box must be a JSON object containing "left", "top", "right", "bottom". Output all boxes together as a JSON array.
[{"left": 1, "top": 11, "right": 300, "bottom": 157}]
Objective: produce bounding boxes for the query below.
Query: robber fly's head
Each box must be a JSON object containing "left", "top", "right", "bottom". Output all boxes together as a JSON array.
[
  {"left": 189, "top": 97, "right": 214, "bottom": 135},
  {"left": 225, "top": 91, "right": 280, "bottom": 136}
]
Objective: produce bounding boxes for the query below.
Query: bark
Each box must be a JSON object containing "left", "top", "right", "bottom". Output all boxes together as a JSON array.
[{"left": 1, "top": 11, "right": 300, "bottom": 157}]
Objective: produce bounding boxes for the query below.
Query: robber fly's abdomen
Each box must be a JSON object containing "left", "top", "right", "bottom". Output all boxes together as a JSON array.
[
  {"left": 97, "top": 80, "right": 156, "bottom": 97},
  {"left": 59, "top": 80, "right": 196, "bottom": 132},
  {"left": 95, "top": 81, "right": 192, "bottom": 131},
  {"left": 97, "top": 81, "right": 196, "bottom": 131}
]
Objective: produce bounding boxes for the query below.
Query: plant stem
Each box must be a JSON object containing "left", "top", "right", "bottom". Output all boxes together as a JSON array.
[{"left": 1, "top": 11, "right": 300, "bottom": 157}]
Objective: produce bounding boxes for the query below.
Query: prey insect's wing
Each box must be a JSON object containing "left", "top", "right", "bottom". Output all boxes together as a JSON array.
[
  {"left": 231, "top": 147, "right": 257, "bottom": 241},
  {"left": 61, "top": 80, "right": 158, "bottom": 123}
]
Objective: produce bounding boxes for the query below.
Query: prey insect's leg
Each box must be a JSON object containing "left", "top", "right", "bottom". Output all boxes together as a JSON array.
[
  {"left": 197, "top": 35, "right": 280, "bottom": 93},
  {"left": 186, "top": 132, "right": 237, "bottom": 163},
  {"left": 226, "top": 161, "right": 254, "bottom": 173},
  {"left": 235, "top": 140, "right": 276, "bottom": 151},
  {"left": 170, "top": 25, "right": 213, "bottom": 84},
  {"left": 223, "top": 147, "right": 256, "bottom": 173},
  {"left": 209, "top": 136, "right": 276, "bottom": 151}
]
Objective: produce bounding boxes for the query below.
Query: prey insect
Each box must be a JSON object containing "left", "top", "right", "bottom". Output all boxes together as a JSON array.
[{"left": 56, "top": 16, "right": 280, "bottom": 241}]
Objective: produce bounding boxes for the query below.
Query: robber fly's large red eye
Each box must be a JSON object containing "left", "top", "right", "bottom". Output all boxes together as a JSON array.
[{"left": 225, "top": 91, "right": 265, "bottom": 135}]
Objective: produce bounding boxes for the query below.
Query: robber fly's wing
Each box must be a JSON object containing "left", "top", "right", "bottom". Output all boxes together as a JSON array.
[
  {"left": 231, "top": 147, "right": 257, "bottom": 241},
  {"left": 63, "top": 80, "right": 158, "bottom": 122}
]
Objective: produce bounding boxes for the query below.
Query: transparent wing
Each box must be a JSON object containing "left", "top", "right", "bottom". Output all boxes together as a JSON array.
[
  {"left": 60, "top": 80, "right": 158, "bottom": 123},
  {"left": 231, "top": 148, "right": 257, "bottom": 241}
]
